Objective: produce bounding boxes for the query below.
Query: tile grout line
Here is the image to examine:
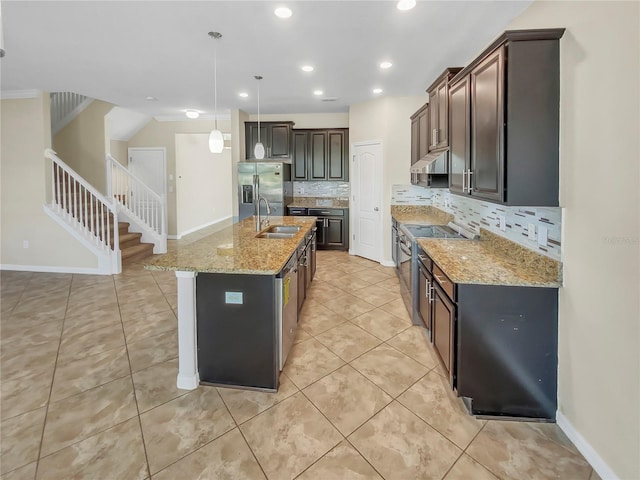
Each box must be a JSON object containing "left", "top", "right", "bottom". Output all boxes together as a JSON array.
[
  {"left": 32, "top": 274, "right": 72, "bottom": 479},
  {"left": 115, "top": 268, "right": 153, "bottom": 480},
  {"left": 215, "top": 392, "right": 272, "bottom": 480}
]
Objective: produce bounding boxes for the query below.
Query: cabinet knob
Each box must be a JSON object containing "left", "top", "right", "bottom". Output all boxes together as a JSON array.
[{"left": 374, "top": 207, "right": 379, "bottom": 212}]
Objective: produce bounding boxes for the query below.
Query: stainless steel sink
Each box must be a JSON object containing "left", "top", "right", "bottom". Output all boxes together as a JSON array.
[
  {"left": 264, "top": 225, "right": 301, "bottom": 234},
  {"left": 255, "top": 232, "right": 296, "bottom": 239}
]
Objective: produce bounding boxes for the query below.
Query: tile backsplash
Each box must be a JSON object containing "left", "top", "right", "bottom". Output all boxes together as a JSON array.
[
  {"left": 294, "top": 181, "right": 350, "bottom": 199},
  {"left": 392, "top": 184, "right": 562, "bottom": 261}
]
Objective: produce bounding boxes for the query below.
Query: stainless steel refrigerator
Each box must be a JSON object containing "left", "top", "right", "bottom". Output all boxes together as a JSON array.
[{"left": 238, "top": 162, "right": 293, "bottom": 220}]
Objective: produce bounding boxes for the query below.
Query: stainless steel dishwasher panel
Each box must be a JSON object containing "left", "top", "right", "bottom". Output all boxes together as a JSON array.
[{"left": 277, "top": 254, "right": 298, "bottom": 370}]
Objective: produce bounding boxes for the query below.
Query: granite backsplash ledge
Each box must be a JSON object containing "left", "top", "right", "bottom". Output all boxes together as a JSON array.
[{"left": 391, "top": 184, "right": 562, "bottom": 262}]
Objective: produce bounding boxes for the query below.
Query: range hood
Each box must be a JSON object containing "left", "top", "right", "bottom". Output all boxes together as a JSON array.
[{"left": 410, "top": 149, "right": 448, "bottom": 174}]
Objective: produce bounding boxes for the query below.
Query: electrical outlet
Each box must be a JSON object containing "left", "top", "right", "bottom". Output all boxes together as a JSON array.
[
  {"left": 537, "top": 225, "right": 548, "bottom": 247},
  {"left": 528, "top": 224, "right": 536, "bottom": 240},
  {"left": 22, "top": 240, "right": 29, "bottom": 249},
  {"left": 499, "top": 215, "right": 506, "bottom": 231}
]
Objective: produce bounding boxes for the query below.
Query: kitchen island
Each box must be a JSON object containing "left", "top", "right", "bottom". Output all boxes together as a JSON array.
[{"left": 146, "top": 216, "right": 317, "bottom": 391}]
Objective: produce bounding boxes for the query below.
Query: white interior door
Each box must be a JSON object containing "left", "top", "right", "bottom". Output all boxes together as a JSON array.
[{"left": 352, "top": 141, "right": 382, "bottom": 262}]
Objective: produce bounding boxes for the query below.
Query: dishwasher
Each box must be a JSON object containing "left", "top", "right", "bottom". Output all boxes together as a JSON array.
[{"left": 276, "top": 253, "right": 298, "bottom": 370}]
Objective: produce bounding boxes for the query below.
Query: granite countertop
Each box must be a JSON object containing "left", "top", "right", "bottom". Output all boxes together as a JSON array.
[
  {"left": 391, "top": 205, "right": 453, "bottom": 225},
  {"left": 417, "top": 230, "right": 562, "bottom": 287},
  {"left": 391, "top": 204, "right": 562, "bottom": 287},
  {"left": 145, "top": 216, "right": 316, "bottom": 275},
  {"left": 288, "top": 197, "right": 349, "bottom": 209}
]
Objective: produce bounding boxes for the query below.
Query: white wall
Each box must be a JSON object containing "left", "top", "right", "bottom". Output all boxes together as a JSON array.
[
  {"left": 507, "top": 2, "right": 639, "bottom": 479},
  {"left": 1, "top": 94, "right": 98, "bottom": 272},
  {"left": 128, "top": 118, "right": 232, "bottom": 236},
  {"left": 53, "top": 99, "right": 115, "bottom": 194},
  {"left": 175, "top": 134, "right": 232, "bottom": 237},
  {"left": 349, "top": 95, "right": 427, "bottom": 263}
]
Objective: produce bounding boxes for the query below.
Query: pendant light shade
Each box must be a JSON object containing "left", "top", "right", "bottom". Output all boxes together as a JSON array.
[
  {"left": 254, "top": 75, "right": 265, "bottom": 159},
  {"left": 208, "top": 31, "right": 224, "bottom": 154},
  {"left": 209, "top": 129, "right": 224, "bottom": 153}
]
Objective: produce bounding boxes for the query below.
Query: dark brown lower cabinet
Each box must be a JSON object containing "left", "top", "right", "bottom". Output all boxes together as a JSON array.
[
  {"left": 417, "top": 262, "right": 432, "bottom": 331},
  {"left": 417, "top": 246, "right": 558, "bottom": 420},
  {"left": 432, "top": 280, "right": 456, "bottom": 387},
  {"left": 308, "top": 208, "right": 348, "bottom": 251}
]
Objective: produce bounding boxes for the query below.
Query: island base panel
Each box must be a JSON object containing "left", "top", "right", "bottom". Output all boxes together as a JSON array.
[{"left": 196, "top": 273, "right": 278, "bottom": 390}]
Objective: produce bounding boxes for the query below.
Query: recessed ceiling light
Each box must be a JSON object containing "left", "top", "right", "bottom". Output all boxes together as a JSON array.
[
  {"left": 145, "top": 96, "right": 158, "bottom": 101},
  {"left": 275, "top": 6, "right": 292, "bottom": 18},
  {"left": 185, "top": 110, "right": 200, "bottom": 119},
  {"left": 373, "top": 88, "right": 383, "bottom": 94},
  {"left": 239, "top": 92, "right": 249, "bottom": 98},
  {"left": 313, "top": 90, "right": 324, "bottom": 96},
  {"left": 397, "top": 0, "right": 416, "bottom": 11},
  {"left": 380, "top": 61, "right": 393, "bottom": 69},
  {"left": 301, "top": 65, "right": 314, "bottom": 72}
]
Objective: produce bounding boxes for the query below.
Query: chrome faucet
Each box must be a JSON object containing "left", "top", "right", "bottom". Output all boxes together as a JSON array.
[{"left": 256, "top": 196, "right": 272, "bottom": 231}]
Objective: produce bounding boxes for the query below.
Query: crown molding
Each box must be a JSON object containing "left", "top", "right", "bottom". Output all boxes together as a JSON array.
[{"left": 0, "top": 89, "right": 41, "bottom": 100}]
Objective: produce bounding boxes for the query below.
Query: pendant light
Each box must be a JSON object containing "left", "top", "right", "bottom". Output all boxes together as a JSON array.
[
  {"left": 254, "top": 75, "right": 265, "bottom": 159},
  {"left": 208, "top": 31, "right": 224, "bottom": 153}
]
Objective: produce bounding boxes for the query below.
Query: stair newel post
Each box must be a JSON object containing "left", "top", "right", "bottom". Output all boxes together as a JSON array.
[
  {"left": 106, "top": 155, "right": 113, "bottom": 201},
  {"left": 50, "top": 159, "right": 56, "bottom": 208},
  {"left": 161, "top": 193, "right": 167, "bottom": 238}
]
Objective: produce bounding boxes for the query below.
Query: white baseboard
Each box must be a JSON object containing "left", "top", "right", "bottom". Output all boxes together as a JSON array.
[
  {"left": 0, "top": 264, "right": 109, "bottom": 275},
  {"left": 167, "top": 235, "right": 179, "bottom": 240},
  {"left": 380, "top": 259, "right": 396, "bottom": 267},
  {"left": 557, "top": 411, "right": 619, "bottom": 480},
  {"left": 177, "top": 216, "right": 233, "bottom": 239}
]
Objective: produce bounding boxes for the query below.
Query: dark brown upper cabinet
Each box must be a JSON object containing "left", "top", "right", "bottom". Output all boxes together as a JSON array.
[
  {"left": 449, "top": 75, "right": 470, "bottom": 195},
  {"left": 245, "top": 122, "right": 294, "bottom": 160},
  {"left": 427, "top": 68, "right": 462, "bottom": 152},
  {"left": 410, "top": 103, "right": 429, "bottom": 165},
  {"left": 292, "top": 129, "right": 349, "bottom": 181},
  {"left": 448, "top": 28, "right": 565, "bottom": 206}
]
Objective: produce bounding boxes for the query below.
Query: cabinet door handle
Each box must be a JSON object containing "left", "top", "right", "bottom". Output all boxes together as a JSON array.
[
  {"left": 426, "top": 279, "right": 433, "bottom": 302},
  {"left": 462, "top": 169, "right": 467, "bottom": 192},
  {"left": 466, "top": 170, "right": 473, "bottom": 193}
]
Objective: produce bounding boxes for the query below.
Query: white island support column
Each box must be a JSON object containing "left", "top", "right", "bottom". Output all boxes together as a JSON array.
[{"left": 175, "top": 270, "right": 199, "bottom": 390}]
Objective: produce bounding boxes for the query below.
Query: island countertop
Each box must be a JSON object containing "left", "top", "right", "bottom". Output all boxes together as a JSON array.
[{"left": 145, "top": 216, "right": 316, "bottom": 274}]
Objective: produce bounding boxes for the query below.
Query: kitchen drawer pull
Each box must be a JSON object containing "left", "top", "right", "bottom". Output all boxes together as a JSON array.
[
  {"left": 434, "top": 274, "right": 447, "bottom": 285},
  {"left": 417, "top": 254, "right": 429, "bottom": 263},
  {"left": 426, "top": 280, "right": 433, "bottom": 302}
]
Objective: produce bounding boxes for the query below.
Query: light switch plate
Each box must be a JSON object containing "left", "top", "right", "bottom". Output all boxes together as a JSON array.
[
  {"left": 225, "top": 292, "right": 243, "bottom": 304},
  {"left": 537, "top": 226, "right": 548, "bottom": 246},
  {"left": 528, "top": 224, "right": 536, "bottom": 240}
]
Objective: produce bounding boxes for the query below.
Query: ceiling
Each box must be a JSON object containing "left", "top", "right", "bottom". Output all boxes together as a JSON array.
[{"left": 0, "top": 1, "right": 532, "bottom": 119}]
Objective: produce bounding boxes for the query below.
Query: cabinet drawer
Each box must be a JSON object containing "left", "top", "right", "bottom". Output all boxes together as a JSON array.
[
  {"left": 288, "top": 207, "right": 308, "bottom": 216},
  {"left": 308, "top": 208, "right": 344, "bottom": 217},
  {"left": 432, "top": 264, "right": 455, "bottom": 300}
]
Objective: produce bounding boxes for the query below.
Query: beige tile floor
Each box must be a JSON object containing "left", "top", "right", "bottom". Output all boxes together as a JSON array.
[{"left": 0, "top": 250, "right": 599, "bottom": 480}]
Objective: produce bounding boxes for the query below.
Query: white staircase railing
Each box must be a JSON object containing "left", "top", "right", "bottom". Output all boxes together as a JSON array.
[
  {"left": 50, "top": 92, "right": 92, "bottom": 135},
  {"left": 106, "top": 154, "right": 167, "bottom": 254},
  {"left": 43, "top": 148, "right": 121, "bottom": 273}
]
